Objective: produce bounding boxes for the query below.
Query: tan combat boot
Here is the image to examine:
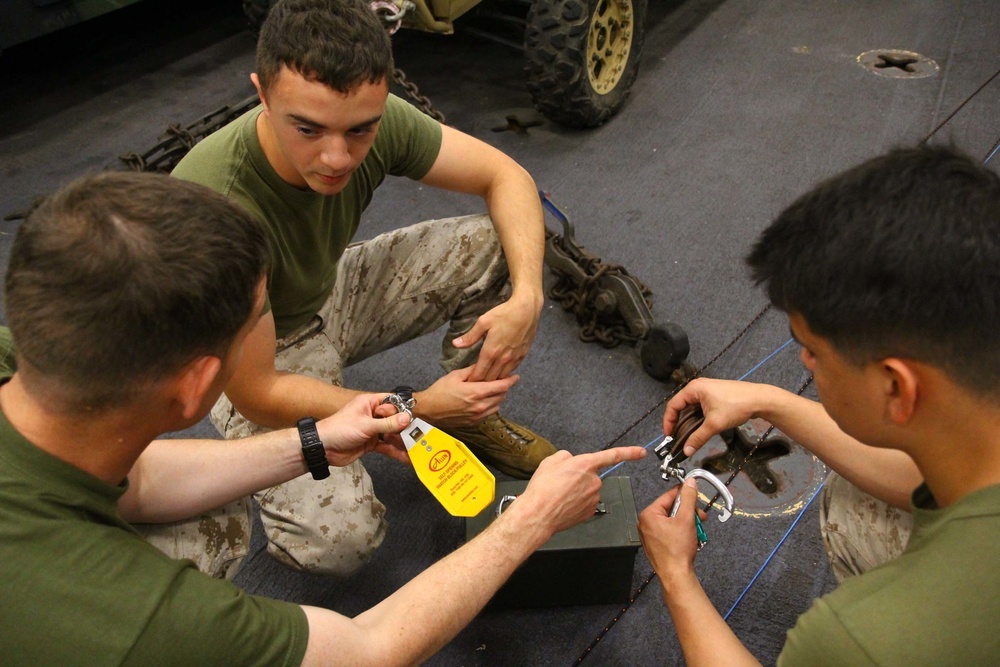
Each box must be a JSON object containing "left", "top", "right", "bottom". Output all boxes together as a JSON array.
[{"left": 442, "top": 414, "right": 557, "bottom": 479}]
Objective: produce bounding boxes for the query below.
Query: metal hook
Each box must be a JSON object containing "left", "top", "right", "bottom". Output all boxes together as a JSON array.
[
  {"left": 380, "top": 393, "right": 414, "bottom": 419},
  {"left": 669, "top": 468, "right": 734, "bottom": 523}
]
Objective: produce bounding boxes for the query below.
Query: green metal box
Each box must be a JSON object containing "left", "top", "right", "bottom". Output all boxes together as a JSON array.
[{"left": 465, "top": 476, "right": 641, "bottom": 608}]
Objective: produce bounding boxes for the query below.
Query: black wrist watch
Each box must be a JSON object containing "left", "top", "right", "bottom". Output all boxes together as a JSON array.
[{"left": 297, "top": 417, "right": 330, "bottom": 480}]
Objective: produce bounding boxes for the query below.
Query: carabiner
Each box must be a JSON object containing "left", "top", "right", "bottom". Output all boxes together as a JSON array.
[{"left": 669, "top": 468, "right": 734, "bottom": 523}]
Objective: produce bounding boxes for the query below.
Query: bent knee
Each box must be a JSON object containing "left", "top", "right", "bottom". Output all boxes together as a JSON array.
[{"left": 265, "top": 510, "right": 388, "bottom": 576}]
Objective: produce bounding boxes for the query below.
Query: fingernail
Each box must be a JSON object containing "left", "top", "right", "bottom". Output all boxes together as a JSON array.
[{"left": 685, "top": 478, "right": 697, "bottom": 488}]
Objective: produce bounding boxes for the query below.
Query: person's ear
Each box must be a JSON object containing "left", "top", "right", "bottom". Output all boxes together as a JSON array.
[
  {"left": 174, "top": 356, "right": 223, "bottom": 421},
  {"left": 882, "top": 358, "right": 919, "bottom": 424},
  {"left": 251, "top": 73, "right": 268, "bottom": 112}
]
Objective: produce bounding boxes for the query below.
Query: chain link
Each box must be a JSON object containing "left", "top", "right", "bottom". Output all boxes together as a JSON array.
[
  {"left": 546, "top": 236, "right": 654, "bottom": 349},
  {"left": 119, "top": 94, "right": 260, "bottom": 173},
  {"left": 392, "top": 67, "right": 446, "bottom": 124}
]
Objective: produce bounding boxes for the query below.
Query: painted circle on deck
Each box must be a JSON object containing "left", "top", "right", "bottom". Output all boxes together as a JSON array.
[{"left": 686, "top": 419, "right": 829, "bottom": 519}]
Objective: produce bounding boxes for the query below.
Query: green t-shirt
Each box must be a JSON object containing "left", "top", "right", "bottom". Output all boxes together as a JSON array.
[
  {"left": 778, "top": 482, "right": 1000, "bottom": 666},
  {"left": 172, "top": 94, "right": 443, "bottom": 338},
  {"left": 0, "top": 399, "right": 309, "bottom": 666},
  {"left": 0, "top": 326, "right": 15, "bottom": 375}
]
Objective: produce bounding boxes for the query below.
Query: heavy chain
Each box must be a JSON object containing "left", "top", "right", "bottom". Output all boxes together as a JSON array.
[
  {"left": 547, "top": 237, "right": 654, "bottom": 349},
  {"left": 392, "top": 67, "right": 446, "bottom": 124},
  {"left": 119, "top": 94, "right": 260, "bottom": 173},
  {"left": 366, "top": 0, "right": 448, "bottom": 123}
]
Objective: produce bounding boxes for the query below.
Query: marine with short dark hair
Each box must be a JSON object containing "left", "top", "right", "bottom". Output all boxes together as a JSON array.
[
  {"left": 0, "top": 170, "right": 645, "bottom": 665},
  {"left": 639, "top": 145, "right": 1000, "bottom": 665},
  {"left": 169, "top": 0, "right": 558, "bottom": 577}
]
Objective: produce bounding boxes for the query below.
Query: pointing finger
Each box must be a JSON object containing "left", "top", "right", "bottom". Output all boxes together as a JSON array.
[{"left": 579, "top": 446, "right": 647, "bottom": 473}]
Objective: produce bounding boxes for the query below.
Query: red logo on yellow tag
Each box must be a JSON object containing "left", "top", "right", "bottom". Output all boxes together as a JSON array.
[{"left": 429, "top": 450, "right": 451, "bottom": 472}]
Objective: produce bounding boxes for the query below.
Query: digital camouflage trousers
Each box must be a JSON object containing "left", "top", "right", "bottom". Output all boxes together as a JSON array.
[{"left": 819, "top": 471, "right": 914, "bottom": 582}]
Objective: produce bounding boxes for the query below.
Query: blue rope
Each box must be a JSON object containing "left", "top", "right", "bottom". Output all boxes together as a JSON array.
[
  {"left": 723, "top": 477, "right": 827, "bottom": 620},
  {"left": 600, "top": 435, "right": 662, "bottom": 478},
  {"left": 985, "top": 140, "right": 1000, "bottom": 165},
  {"left": 737, "top": 337, "right": 794, "bottom": 381}
]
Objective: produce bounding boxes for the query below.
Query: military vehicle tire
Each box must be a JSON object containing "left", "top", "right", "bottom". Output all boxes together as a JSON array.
[{"left": 525, "top": 0, "right": 646, "bottom": 128}]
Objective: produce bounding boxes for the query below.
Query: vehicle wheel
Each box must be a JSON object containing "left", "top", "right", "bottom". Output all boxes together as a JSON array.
[
  {"left": 243, "top": 0, "right": 275, "bottom": 37},
  {"left": 640, "top": 322, "right": 690, "bottom": 381},
  {"left": 524, "top": 0, "right": 647, "bottom": 128}
]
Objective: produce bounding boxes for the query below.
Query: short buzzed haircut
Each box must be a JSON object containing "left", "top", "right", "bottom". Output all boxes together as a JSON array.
[
  {"left": 4, "top": 171, "right": 270, "bottom": 411},
  {"left": 747, "top": 145, "right": 1000, "bottom": 396},
  {"left": 256, "top": 0, "right": 394, "bottom": 94}
]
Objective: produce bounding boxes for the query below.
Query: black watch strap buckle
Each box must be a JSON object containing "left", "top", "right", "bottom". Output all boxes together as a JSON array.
[{"left": 297, "top": 416, "right": 330, "bottom": 480}]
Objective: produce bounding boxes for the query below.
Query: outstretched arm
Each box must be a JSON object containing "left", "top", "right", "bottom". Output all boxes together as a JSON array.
[
  {"left": 420, "top": 124, "right": 546, "bottom": 382},
  {"left": 119, "top": 395, "right": 410, "bottom": 523},
  {"left": 639, "top": 481, "right": 763, "bottom": 667},
  {"left": 299, "top": 445, "right": 648, "bottom": 667},
  {"left": 663, "top": 378, "right": 922, "bottom": 509}
]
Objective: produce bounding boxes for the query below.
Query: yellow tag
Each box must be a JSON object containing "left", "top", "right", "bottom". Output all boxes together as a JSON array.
[{"left": 402, "top": 418, "right": 495, "bottom": 517}]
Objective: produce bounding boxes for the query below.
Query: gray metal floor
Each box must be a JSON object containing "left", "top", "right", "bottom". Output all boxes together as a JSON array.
[{"left": 1, "top": 1, "right": 997, "bottom": 665}]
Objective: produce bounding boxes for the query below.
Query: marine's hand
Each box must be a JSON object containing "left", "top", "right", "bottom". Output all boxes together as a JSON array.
[
  {"left": 638, "top": 479, "right": 706, "bottom": 590},
  {"left": 453, "top": 292, "right": 542, "bottom": 382},
  {"left": 663, "top": 378, "right": 767, "bottom": 457},
  {"left": 414, "top": 366, "right": 519, "bottom": 426},
  {"left": 316, "top": 394, "right": 411, "bottom": 466},
  {"left": 514, "top": 446, "right": 647, "bottom": 535}
]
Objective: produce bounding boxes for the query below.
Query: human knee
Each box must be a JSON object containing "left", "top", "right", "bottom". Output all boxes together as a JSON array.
[
  {"left": 265, "top": 510, "right": 388, "bottom": 576},
  {"left": 258, "top": 468, "right": 389, "bottom": 576}
]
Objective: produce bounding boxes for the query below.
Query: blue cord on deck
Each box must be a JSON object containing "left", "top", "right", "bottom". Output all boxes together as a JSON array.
[
  {"left": 723, "top": 477, "right": 827, "bottom": 621},
  {"left": 985, "top": 141, "right": 1000, "bottom": 164},
  {"left": 737, "top": 337, "right": 794, "bottom": 381},
  {"left": 600, "top": 435, "right": 662, "bottom": 478}
]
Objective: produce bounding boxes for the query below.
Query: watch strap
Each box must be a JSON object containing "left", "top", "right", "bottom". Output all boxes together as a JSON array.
[
  {"left": 392, "top": 385, "right": 415, "bottom": 404},
  {"left": 297, "top": 417, "right": 330, "bottom": 480}
]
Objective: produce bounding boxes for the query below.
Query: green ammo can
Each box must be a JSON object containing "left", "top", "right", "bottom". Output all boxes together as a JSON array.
[{"left": 465, "top": 476, "right": 641, "bottom": 608}]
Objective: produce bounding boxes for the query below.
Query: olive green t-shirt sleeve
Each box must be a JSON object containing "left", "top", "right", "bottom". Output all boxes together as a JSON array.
[
  {"left": 380, "top": 93, "right": 442, "bottom": 180},
  {"left": 0, "top": 326, "right": 16, "bottom": 376}
]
